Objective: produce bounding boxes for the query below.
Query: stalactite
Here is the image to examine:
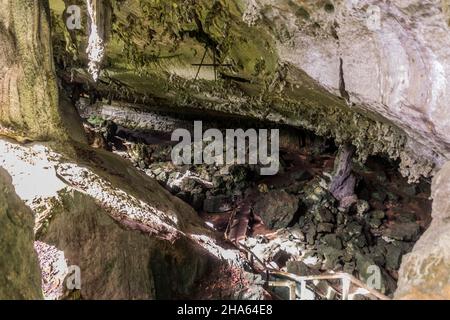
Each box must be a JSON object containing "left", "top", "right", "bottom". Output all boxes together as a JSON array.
[
  {"left": 329, "top": 144, "right": 357, "bottom": 209},
  {"left": 86, "top": 0, "right": 105, "bottom": 81}
]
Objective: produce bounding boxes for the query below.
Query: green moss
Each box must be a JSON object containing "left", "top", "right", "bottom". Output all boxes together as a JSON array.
[
  {"left": 0, "top": 0, "right": 69, "bottom": 142},
  {"left": 50, "top": 0, "right": 278, "bottom": 82},
  {"left": 0, "top": 169, "right": 43, "bottom": 300},
  {"left": 87, "top": 115, "right": 106, "bottom": 127},
  {"left": 295, "top": 6, "right": 311, "bottom": 20},
  {"left": 48, "top": 0, "right": 434, "bottom": 181}
]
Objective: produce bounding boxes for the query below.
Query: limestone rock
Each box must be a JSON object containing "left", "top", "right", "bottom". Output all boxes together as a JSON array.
[
  {"left": 38, "top": 189, "right": 211, "bottom": 299},
  {"left": 385, "top": 244, "right": 402, "bottom": 270},
  {"left": 0, "top": 140, "right": 223, "bottom": 300},
  {"left": 320, "top": 246, "right": 343, "bottom": 270},
  {"left": 395, "top": 161, "right": 450, "bottom": 299},
  {"left": 383, "top": 222, "right": 420, "bottom": 242},
  {"left": 320, "top": 234, "right": 343, "bottom": 250},
  {"left": 254, "top": 190, "right": 299, "bottom": 229},
  {"left": 269, "top": 0, "right": 450, "bottom": 174},
  {"left": 355, "top": 200, "right": 370, "bottom": 217},
  {"left": 50, "top": 0, "right": 450, "bottom": 182},
  {"left": 0, "top": 169, "right": 43, "bottom": 299},
  {"left": 317, "top": 223, "right": 334, "bottom": 233}
]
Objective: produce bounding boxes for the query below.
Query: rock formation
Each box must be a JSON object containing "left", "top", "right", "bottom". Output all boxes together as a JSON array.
[
  {"left": 395, "top": 161, "right": 450, "bottom": 299},
  {"left": 0, "top": 0, "right": 449, "bottom": 300},
  {"left": 0, "top": 168, "right": 43, "bottom": 299}
]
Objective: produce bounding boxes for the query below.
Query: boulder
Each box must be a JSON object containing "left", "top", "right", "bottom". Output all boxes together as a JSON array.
[
  {"left": 369, "top": 245, "right": 386, "bottom": 267},
  {"left": 370, "top": 210, "right": 386, "bottom": 220},
  {"left": 301, "top": 180, "right": 338, "bottom": 226},
  {"left": 346, "top": 235, "right": 368, "bottom": 249},
  {"left": 320, "top": 234, "right": 343, "bottom": 250},
  {"left": 305, "top": 223, "right": 317, "bottom": 245},
  {"left": 0, "top": 140, "right": 220, "bottom": 300},
  {"left": 385, "top": 244, "right": 402, "bottom": 270},
  {"left": 320, "top": 246, "right": 343, "bottom": 270},
  {"left": 317, "top": 223, "right": 334, "bottom": 233},
  {"left": 355, "top": 200, "right": 370, "bottom": 217},
  {"left": 383, "top": 222, "right": 420, "bottom": 241},
  {"left": 371, "top": 191, "right": 387, "bottom": 203},
  {"left": 313, "top": 207, "right": 334, "bottom": 223},
  {"left": 354, "top": 253, "right": 387, "bottom": 294},
  {"left": 367, "top": 211, "right": 385, "bottom": 229},
  {"left": 254, "top": 190, "right": 299, "bottom": 229},
  {"left": 344, "top": 221, "right": 363, "bottom": 239}
]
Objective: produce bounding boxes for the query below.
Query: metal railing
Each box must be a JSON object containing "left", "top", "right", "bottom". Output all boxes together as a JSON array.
[
  {"left": 234, "top": 241, "right": 390, "bottom": 301},
  {"left": 270, "top": 270, "right": 390, "bottom": 300}
]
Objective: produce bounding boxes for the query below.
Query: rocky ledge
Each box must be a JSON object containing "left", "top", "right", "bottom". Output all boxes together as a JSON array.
[{"left": 0, "top": 139, "right": 267, "bottom": 299}]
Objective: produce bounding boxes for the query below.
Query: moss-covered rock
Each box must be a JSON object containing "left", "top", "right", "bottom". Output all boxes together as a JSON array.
[
  {"left": 37, "top": 189, "right": 211, "bottom": 299},
  {"left": 0, "top": 0, "right": 68, "bottom": 142},
  {"left": 48, "top": 0, "right": 436, "bottom": 182},
  {"left": 0, "top": 168, "right": 43, "bottom": 300}
]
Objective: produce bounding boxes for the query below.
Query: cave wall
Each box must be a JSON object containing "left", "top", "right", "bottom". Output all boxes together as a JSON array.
[
  {"left": 0, "top": 137, "right": 227, "bottom": 300},
  {"left": 0, "top": 0, "right": 446, "bottom": 300},
  {"left": 0, "top": 168, "right": 43, "bottom": 300},
  {"left": 38, "top": 189, "right": 211, "bottom": 299},
  {"left": 0, "top": 1, "right": 225, "bottom": 300},
  {"left": 0, "top": 0, "right": 67, "bottom": 141},
  {"left": 49, "top": 0, "right": 450, "bottom": 181},
  {"left": 258, "top": 0, "right": 450, "bottom": 177},
  {"left": 395, "top": 160, "right": 450, "bottom": 299}
]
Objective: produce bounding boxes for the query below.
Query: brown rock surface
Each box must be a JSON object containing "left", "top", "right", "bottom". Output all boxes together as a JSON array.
[
  {"left": 37, "top": 189, "right": 212, "bottom": 299},
  {"left": 0, "top": 168, "right": 43, "bottom": 299},
  {"left": 395, "top": 161, "right": 450, "bottom": 299}
]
